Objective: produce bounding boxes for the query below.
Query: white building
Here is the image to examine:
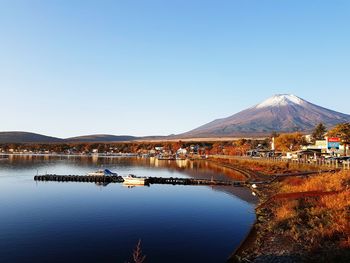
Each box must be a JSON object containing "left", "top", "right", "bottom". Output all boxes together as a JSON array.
[
  {"left": 177, "top": 148, "right": 187, "bottom": 155},
  {"left": 305, "top": 139, "right": 348, "bottom": 156}
]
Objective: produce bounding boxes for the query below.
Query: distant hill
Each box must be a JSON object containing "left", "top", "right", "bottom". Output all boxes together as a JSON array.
[
  {"left": 0, "top": 132, "right": 63, "bottom": 144},
  {"left": 139, "top": 135, "right": 172, "bottom": 141},
  {"left": 180, "top": 94, "right": 350, "bottom": 138},
  {"left": 65, "top": 134, "right": 138, "bottom": 143},
  {"left": 0, "top": 132, "right": 164, "bottom": 144}
]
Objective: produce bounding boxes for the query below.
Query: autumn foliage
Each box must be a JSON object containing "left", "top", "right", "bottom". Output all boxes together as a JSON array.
[{"left": 274, "top": 132, "right": 307, "bottom": 152}]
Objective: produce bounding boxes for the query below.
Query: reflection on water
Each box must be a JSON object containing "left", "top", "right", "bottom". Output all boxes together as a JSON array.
[
  {"left": 0, "top": 156, "right": 257, "bottom": 263},
  {"left": 5, "top": 155, "right": 246, "bottom": 179}
]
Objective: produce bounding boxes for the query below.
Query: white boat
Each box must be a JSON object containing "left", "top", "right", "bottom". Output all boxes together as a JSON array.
[
  {"left": 122, "top": 174, "right": 148, "bottom": 185},
  {"left": 87, "top": 169, "right": 118, "bottom": 176}
]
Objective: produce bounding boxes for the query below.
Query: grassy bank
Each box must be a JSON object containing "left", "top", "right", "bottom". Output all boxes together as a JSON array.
[
  {"left": 214, "top": 156, "right": 327, "bottom": 174},
  {"left": 214, "top": 158, "right": 350, "bottom": 262}
]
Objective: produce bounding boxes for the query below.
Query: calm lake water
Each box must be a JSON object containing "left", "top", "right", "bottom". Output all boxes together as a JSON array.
[{"left": 0, "top": 156, "right": 257, "bottom": 263}]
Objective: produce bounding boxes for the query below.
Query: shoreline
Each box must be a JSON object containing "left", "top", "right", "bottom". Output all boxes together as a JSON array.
[
  {"left": 206, "top": 158, "right": 265, "bottom": 262},
  {"left": 227, "top": 221, "right": 258, "bottom": 262},
  {"left": 207, "top": 158, "right": 263, "bottom": 263}
]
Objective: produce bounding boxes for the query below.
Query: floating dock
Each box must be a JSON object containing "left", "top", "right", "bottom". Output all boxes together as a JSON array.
[{"left": 34, "top": 174, "right": 245, "bottom": 186}]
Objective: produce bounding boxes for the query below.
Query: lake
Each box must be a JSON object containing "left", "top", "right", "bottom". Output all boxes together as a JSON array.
[{"left": 0, "top": 155, "right": 257, "bottom": 263}]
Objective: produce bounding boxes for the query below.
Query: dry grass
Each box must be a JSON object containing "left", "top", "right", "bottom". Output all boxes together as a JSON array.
[
  {"left": 275, "top": 200, "right": 298, "bottom": 221},
  {"left": 269, "top": 171, "right": 350, "bottom": 255},
  {"left": 127, "top": 239, "right": 146, "bottom": 263},
  {"left": 230, "top": 161, "right": 350, "bottom": 262},
  {"left": 221, "top": 157, "right": 318, "bottom": 175},
  {"left": 281, "top": 170, "right": 349, "bottom": 193}
]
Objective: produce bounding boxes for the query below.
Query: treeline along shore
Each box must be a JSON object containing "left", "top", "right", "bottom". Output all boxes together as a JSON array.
[{"left": 0, "top": 138, "right": 265, "bottom": 156}]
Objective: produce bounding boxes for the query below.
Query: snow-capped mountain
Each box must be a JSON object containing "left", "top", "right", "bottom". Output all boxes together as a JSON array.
[
  {"left": 181, "top": 94, "right": 350, "bottom": 137},
  {"left": 255, "top": 94, "right": 304, "bottom": 109}
]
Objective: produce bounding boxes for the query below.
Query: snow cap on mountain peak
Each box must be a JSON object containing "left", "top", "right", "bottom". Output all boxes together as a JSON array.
[{"left": 255, "top": 94, "right": 304, "bottom": 109}]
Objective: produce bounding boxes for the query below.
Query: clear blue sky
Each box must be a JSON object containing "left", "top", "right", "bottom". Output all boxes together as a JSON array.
[{"left": 1, "top": 0, "right": 349, "bottom": 138}]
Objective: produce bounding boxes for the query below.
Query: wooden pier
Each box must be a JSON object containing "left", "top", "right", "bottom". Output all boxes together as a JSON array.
[
  {"left": 34, "top": 174, "right": 124, "bottom": 183},
  {"left": 147, "top": 177, "right": 244, "bottom": 186},
  {"left": 34, "top": 174, "right": 245, "bottom": 186}
]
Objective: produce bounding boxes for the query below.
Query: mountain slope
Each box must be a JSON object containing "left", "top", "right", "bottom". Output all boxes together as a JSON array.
[
  {"left": 65, "top": 134, "right": 138, "bottom": 142},
  {"left": 182, "top": 94, "right": 350, "bottom": 137},
  {"left": 0, "top": 132, "right": 63, "bottom": 143}
]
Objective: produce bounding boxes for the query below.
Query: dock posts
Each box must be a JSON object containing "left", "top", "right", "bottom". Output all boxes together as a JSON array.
[{"left": 34, "top": 175, "right": 124, "bottom": 183}]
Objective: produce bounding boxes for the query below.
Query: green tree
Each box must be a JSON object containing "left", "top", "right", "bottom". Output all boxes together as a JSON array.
[{"left": 311, "top": 123, "right": 327, "bottom": 142}]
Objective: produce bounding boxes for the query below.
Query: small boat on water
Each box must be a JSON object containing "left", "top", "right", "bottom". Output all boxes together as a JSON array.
[
  {"left": 87, "top": 169, "right": 118, "bottom": 176},
  {"left": 122, "top": 174, "right": 148, "bottom": 185}
]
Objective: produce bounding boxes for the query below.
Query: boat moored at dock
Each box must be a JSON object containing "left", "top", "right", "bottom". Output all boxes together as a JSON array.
[
  {"left": 87, "top": 169, "right": 118, "bottom": 176},
  {"left": 122, "top": 174, "right": 149, "bottom": 185}
]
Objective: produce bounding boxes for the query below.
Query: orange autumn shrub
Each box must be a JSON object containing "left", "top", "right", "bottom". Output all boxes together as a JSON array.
[
  {"left": 275, "top": 200, "right": 298, "bottom": 221},
  {"left": 281, "top": 170, "right": 349, "bottom": 193}
]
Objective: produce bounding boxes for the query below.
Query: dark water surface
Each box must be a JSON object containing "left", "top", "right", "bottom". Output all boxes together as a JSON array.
[{"left": 0, "top": 156, "right": 257, "bottom": 263}]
